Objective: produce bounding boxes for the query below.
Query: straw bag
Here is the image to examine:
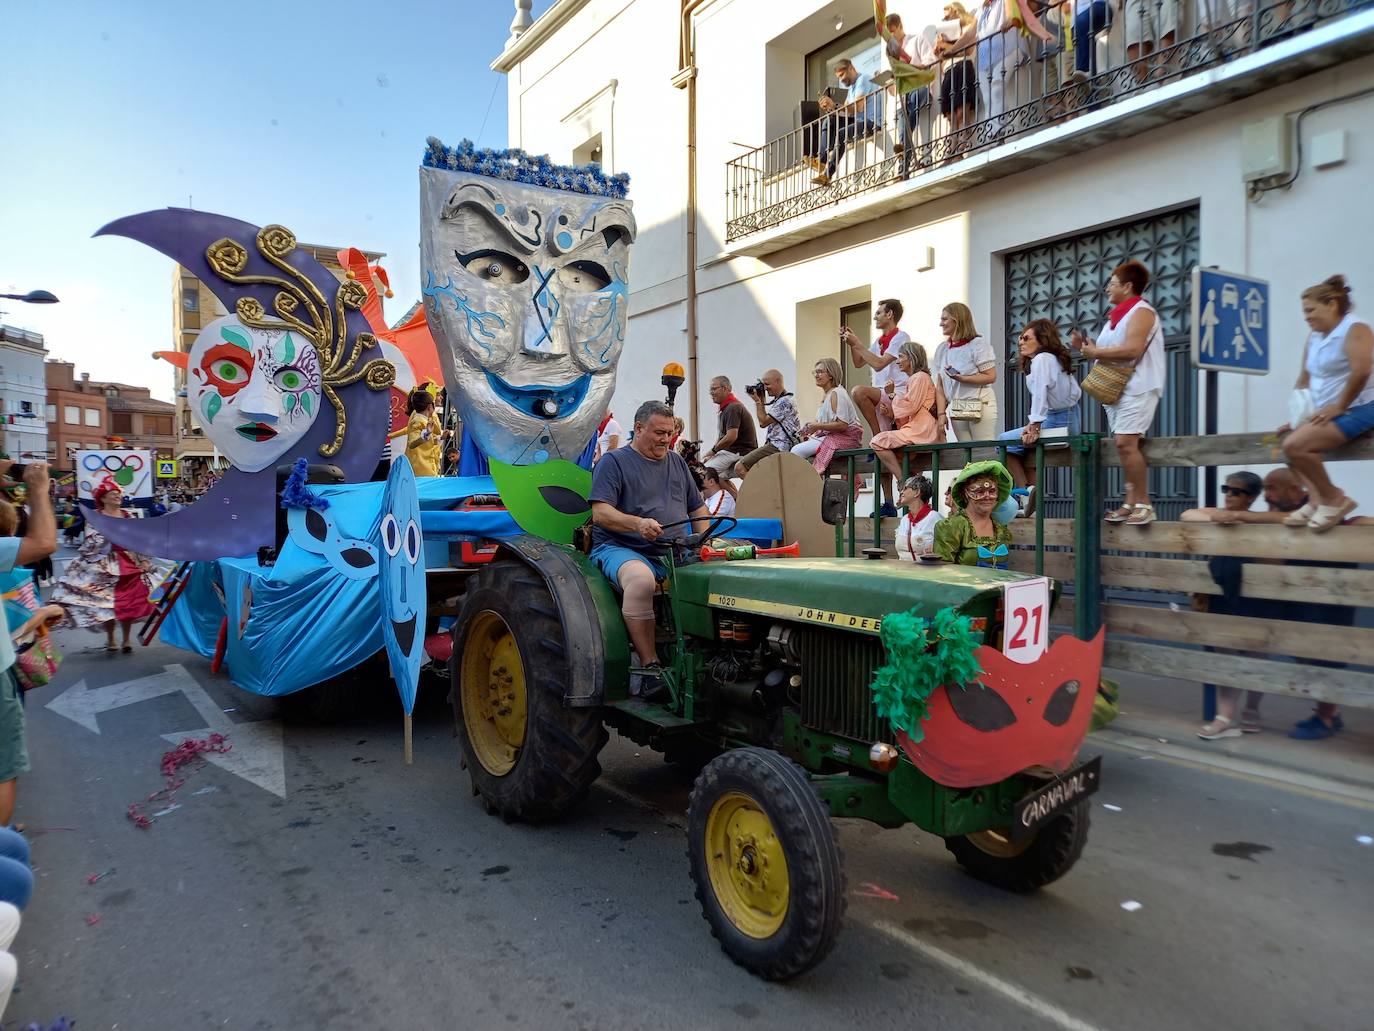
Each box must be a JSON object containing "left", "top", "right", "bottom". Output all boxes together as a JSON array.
[
  {"left": 1081, "top": 360, "right": 1135, "bottom": 406},
  {"left": 14, "top": 627, "right": 62, "bottom": 691}
]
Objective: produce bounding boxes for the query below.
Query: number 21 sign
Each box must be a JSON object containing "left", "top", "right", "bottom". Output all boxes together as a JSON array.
[{"left": 1002, "top": 577, "right": 1050, "bottom": 664}]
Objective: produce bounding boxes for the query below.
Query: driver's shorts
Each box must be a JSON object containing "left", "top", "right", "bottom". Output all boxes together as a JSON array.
[{"left": 590, "top": 543, "right": 667, "bottom": 586}]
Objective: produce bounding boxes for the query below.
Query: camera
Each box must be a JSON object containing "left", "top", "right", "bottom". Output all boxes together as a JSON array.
[{"left": 744, "top": 381, "right": 767, "bottom": 399}]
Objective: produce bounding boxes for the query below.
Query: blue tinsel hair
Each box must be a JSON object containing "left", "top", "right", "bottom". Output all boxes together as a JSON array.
[
  {"left": 279, "top": 457, "right": 329, "bottom": 510},
  {"left": 422, "top": 137, "right": 630, "bottom": 199}
]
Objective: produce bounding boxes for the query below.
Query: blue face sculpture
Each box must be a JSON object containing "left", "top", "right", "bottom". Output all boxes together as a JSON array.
[{"left": 380, "top": 456, "right": 426, "bottom": 714}]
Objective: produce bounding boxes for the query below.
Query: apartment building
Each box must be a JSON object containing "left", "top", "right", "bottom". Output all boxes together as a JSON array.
[
  {"left": 493, "top": 0, "right": 1374, "bottom": 514},
  {"left": 0, "top": 325, "right": 49, "bottom": 462}
]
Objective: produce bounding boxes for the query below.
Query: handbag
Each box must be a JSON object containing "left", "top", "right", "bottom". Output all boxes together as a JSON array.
[
  {"left": 1081, "top": 359, "right": 1135, "bottom": 406},
  {"left": 14, "top": 627, "right": 62, "bottom": 691},
  {"left": 947, "top": 397, "right": 985, "bottom": 421}
]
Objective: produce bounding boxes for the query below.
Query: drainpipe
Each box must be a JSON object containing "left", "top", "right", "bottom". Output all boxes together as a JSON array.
[{"left": 673, "top": 0, "right": 710, "bottom": 439}]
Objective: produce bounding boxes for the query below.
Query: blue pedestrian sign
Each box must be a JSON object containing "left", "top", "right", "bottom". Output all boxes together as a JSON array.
[{"left": 1191, "top": 267, "right": 1269, "bottom": 375}]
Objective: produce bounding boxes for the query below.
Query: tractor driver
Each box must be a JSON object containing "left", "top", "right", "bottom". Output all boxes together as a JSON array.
[{"left": 590, "top": 400, "right": 708, "bottom": 699}]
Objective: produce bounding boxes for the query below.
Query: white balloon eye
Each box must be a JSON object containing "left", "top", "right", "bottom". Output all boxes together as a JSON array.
[
  {"left": 404, "top": 520, "right": 421, "bottom": 564},
  {"left": 381, "top": 513, "right": 402, "bottom": 557}
]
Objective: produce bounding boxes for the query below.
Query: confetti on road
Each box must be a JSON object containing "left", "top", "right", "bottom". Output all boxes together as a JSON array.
[
  {"left": 85, "top": 914, "right": 102, "bottom": 926},
  {"left": 1357, "top": 835, "right": 1372, "bottom": 846},
  {"left": 150, "top": 804, "right": 182, "bottom": 819},
  {"left": 191, "top": 786, "right": 220, "bottom": 796},
  {"left": 1102, "top": 804, "right": 1123, "bottom": 812},
  {"left": 1120, "top": 901, "right": 1143, "bottom": 912},
  {"left": 855, "top": 882, "right": 901, "bottom": 901},
  {"left": 85, "top": 869, "right": 115, "bottom": 885}
]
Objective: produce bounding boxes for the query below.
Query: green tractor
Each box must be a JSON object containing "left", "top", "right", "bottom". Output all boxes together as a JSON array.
[{"left": 450, "top": 519, "right": 1104, "bottom": 981}]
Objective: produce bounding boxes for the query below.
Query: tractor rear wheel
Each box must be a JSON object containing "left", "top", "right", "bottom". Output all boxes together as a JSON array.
[
  {"left": 451, "top": 563, "right": 607, "bottom": 822},
  {"left": 687, "top": 748, "right": 845, "bottom": 980},
  {"left": 943, "top": 799, "right": 1089, "bottom": 892}
]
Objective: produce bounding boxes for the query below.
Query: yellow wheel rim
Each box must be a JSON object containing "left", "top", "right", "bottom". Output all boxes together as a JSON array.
[
  {"left": 459, "top": 611, "right": 528, "bottom": 776},
  {"left": 703, "top": 791, "right": 790, "bottom": 939},
  {"left": 965, "top": 828, "right": 1032, "bottom": 858}
]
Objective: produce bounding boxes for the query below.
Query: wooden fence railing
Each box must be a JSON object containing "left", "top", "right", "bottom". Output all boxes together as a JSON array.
[{"left": 830, "top": 431, "right": 1374, "bottom": 709}]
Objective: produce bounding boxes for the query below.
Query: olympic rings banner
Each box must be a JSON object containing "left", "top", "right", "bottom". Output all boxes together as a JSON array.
[{"left": 75, "top": 449, "right": 155, "bottom": 503}]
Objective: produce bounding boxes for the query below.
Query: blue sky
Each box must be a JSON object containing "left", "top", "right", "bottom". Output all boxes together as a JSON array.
[{"left": 0, "top": 0, "right": 552, "bottom": 400}]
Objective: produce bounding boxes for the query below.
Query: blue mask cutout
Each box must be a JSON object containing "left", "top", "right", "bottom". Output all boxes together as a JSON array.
[{"left": 380, "top": 456, "right": 427, "bottom": 716}]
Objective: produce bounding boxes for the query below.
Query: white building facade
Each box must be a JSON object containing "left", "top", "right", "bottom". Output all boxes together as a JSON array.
[
  {"left": 0, "top": 326, "right": 50, "bottom": 462},
  {"left": 493, "top": 0, "right": 1374, "bottom": 515}
]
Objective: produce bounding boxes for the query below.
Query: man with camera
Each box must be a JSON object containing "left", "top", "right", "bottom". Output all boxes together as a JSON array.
[
  {"left": 734, "top": 370, "right": 802, "bottom": 480},
  {"left": 702, "top": 376, "right": 758, "bottom": 477}
]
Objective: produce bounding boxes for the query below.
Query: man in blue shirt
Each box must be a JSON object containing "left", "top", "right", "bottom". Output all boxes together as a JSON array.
[
  {"left": 813, "top": 58, "right": 884, "bottom": 185},
  {"left": 0, "top": 461, "right": 56, "bottom": 834}
]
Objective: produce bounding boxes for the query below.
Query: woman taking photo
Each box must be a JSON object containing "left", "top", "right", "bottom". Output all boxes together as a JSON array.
[
  {"left": 870, "top": 340, "right": 941, "bottom": 500},
  {"left": 932, "top": 302, "right": 999, "bottom": 442},
  {"left": 404, "top": 387, "right": 448, "bottom": 477},
  {"left": 790, "top": 358, "right": 864, "bottom": 475},
  {"left": 51, "top": 481, "right": 154, "bottom": 653},
  {"left": 1279, "top": 275, "right": 1374, "bottom": 531},
  {"left": 934, "top": 461, "right": 1014, "bottom": 567},
  {"left": 997, "top": 319, "right": 1082, "bottom": 507}
]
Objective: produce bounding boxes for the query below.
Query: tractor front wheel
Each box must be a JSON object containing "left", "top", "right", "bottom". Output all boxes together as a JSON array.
[
  {"left": 687, "top": 748, "right": 845, "bottom": 980},
  {"left": 451, "top": 563, "right": 607, "bottom": 822},
  {"left": 943, "top": 799, "right": 1090, "bottom": 892}
]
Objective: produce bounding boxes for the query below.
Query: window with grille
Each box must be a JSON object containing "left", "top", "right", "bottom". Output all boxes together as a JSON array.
[{"left": 1003, "top": 206, "right": 1199, "bottom": 519}]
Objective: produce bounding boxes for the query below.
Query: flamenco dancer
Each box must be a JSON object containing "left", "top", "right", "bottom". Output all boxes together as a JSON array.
[{"left": 51, "top": 480, "right": 155, "bottom": 653}]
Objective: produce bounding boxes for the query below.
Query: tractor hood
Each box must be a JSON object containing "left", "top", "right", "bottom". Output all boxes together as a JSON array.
[{"left": 673, "top": 557, "right": 1039, "bottom": 636}]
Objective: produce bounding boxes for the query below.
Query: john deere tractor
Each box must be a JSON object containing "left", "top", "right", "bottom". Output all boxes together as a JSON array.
[{"left": 450, "top": 519, "right": 1103, "bottom": 981}]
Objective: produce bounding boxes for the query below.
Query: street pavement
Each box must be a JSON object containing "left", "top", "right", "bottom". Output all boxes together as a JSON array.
[{"left": 7, "top": 616, "right": 1374, "bottom": 1030}]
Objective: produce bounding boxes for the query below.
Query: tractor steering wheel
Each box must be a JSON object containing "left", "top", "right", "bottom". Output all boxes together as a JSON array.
[{"left": 658, "top": 515, "right": 738, "bottom": 562}]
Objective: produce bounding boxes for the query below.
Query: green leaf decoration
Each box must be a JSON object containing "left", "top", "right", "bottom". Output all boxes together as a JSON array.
[
  {"left": 221, "top": 326, "right": 251, "bottom": 351},
  {"left": 489, "top": 458, "right": 592, "bottom": 545},
  {"left": 300, "top": 392, "right": 313, "bottom": 416},
  {"left": 204, "top": 394, "right": 222, "bottom": 425},
  {"left": 114, "top": 467, "right": 135, "bottom": 487},
  {"left": 869, "top": 606, "right": 985, "bottom": 742},
  {"left": 284, "top": 393, "right": 296, "bottom": 414},
  {"left": 283, "top": 332, "right": 296, "bottom": 364}
]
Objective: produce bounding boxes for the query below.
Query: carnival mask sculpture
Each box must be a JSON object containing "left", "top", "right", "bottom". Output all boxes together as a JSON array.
[
  {"left": 419, "top": 138, "right": 635, "bottom": 467},
  {"left": 189, "top": 315, "right": 323, "bottom": 472}
]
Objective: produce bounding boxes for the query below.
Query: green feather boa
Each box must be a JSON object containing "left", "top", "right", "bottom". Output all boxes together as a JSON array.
[{"left": 870, "top": 606, "right": 985, "bottom": 742}]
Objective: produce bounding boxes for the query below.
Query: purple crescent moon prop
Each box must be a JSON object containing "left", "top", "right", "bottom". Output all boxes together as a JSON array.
[{"left": 89, "top": 209, "right": 387, "bottom": 560}]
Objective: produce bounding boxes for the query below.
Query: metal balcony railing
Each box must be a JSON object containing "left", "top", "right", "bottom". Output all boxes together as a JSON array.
[{"left": 725, "top": 0, "right": 1371, "bottom": 241}]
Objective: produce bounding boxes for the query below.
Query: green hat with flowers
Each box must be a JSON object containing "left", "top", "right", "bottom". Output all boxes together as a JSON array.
[{"left": 949, "top": 460, "right": 1013, "bottom": 511}]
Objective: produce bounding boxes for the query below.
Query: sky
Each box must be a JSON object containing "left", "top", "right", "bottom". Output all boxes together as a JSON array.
[{"left": 0, "top": 0, "right": 554, "bottom": 402}]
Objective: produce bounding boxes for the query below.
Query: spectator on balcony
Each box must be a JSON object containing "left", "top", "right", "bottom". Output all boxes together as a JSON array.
[
  {"left": 791, "top": 358, "right": 865, "bottom": 475},
  {"left": 1278, "top": 275, "right": 1374, "bottom": 532},
  {"left": 935, "top": 4, "right": 980, "bottom": 148},
  {"left": 703, "top": 376, "right": 759, "bottom": 477},
  {"left": 933, "top": 302, "right": 1000, "bottom": 442},
  {"left": 735, "top": 369, "right": 802, "bottom": 480},
  {"left": 870, "top": 340, "right": 941, "bottom": 492},
  {"left": 997, "top": 318, "right": 1082, "bottom": 507},
  {"left": 844, "top": 299, "right": 911, "bottom": 516},
  {"left": 884, "top": 12, "right": 948, "bottom": 157},
  {"left": 895, "top": 474, "right": 943, "bottom": 560},
  {"left": 1068, "top": 0, "right": 1113, "bottom": 80},
  {"left": 1123, "top": 0, "right": 1177, "bottom": 83},
  {"left": 1071, "top": 259, "right": 1165, "bottom": 525},
  {"left": 946, "top": 0, "right": 1055, "bottom": 126},
  {"left": 811, "top": 58, "right": 884, "bottom": 187}
]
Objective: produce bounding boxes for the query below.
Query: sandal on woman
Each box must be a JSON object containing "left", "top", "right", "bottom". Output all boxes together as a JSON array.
[
  {"left": 1283, "top": 502, "right": 1318, "bottom": 527},
  {"left": 1240, "top": 708, "right": 1261, "bottom": 734},
  {"left": 1198, "top": 715, "right": 1241, "bottom": 740},
  {"left": 1125, "top": 503, "right": 1157, "bottom": 526},
  {"left": 1308, "top": 496, "right": 1357, "bottom": 534},
  {"left": 1104, "top": 505, "right": 1134, "bottom": 523}
]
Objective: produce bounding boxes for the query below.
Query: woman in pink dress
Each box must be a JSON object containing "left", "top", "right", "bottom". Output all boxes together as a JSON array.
[
  {"left": 51, "top": 481, "right": 154, "bottom": 653},
  {"left": 870, "top": 340, "right": 941, "bottom": 486}
]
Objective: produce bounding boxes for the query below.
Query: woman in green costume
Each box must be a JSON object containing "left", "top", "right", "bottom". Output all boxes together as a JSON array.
[{"left": 933, "top": 461, "right": 1014, "bottom": 567}]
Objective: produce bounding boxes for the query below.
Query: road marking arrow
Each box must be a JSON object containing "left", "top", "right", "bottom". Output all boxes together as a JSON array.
[{"left": 46, "top": 664, "right": 287, "bottom": 798}]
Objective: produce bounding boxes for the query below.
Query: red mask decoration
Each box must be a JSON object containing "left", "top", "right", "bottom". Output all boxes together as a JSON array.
[{"left": 896, "top": 629, "right": 1105, "bottom": 788}]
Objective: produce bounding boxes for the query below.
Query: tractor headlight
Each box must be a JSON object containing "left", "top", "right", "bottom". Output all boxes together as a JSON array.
[{"left": 869, "top": 742, "right": 900, "bottom": 772}]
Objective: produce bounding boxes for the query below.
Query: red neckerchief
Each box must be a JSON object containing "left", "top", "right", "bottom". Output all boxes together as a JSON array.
[
  {"left": 909, "top": 503, "right": 933, "bottom": 524},
  {"left": 597, "top": 413, "right": 613, "bottom": 434},
  {"left": 948, "top": 337, "right": 974, "bottom": 348},
  {"left": 878, "top": 328, "right": 901, "bottom": 355},
  {"left": 719, "top": 394, "right": 742, "bottom": 409},
  {"left": 901, "top": 504, "right": 934, "bottom": 558},
  {"left": 1108, "top": 295, "right": 1144, "bottom": 329}
]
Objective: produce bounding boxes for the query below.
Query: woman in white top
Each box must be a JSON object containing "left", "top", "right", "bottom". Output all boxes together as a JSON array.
[
  {"left": 894, "top": 475, "right": 943, "bottom": 560},
  {"left": 1071, "top": 260, "right": 1165, "bottom": 525},
  {"left": 701, "top": 467, "right": 737, "bottom": 518},
  {"left": 790, "top": 358, "right": 865, "bottom": 474},
  {"left": 932, "top": 302, "right": 999, "bottom": 443},
  {"left": 1279, "top": 275, "right": 1374, "bottom": 533},
  {"left": 997, "top": 319, "right": 1082, "bottom": 502}
]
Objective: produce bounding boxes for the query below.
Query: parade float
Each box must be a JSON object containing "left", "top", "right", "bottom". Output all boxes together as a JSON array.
[{"left": 90, "top": 139, "right": 1106, "bottom": 980}]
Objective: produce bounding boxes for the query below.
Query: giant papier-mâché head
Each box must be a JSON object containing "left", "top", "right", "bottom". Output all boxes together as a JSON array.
[{"left": 419, "top": 138, "right": 635, "bottom": 466}]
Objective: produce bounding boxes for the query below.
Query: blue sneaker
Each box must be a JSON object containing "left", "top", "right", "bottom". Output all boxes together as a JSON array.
[
  {"left": 880, "top": 502, "right": 898, "bottom": 518},
  {"left": 1288, "top": 713, "right": 1344, "bottom": 740}
]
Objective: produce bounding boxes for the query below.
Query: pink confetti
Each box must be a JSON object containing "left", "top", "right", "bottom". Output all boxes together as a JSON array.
[
  {"left": 127, "top": 733, "right": 231, "bottom": 829},
  {"left": 854, "top": 882, "right": 901, "bottom": 901},
  {"left": 85, "top": 914, "right": 101, "bottom": 926}
]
